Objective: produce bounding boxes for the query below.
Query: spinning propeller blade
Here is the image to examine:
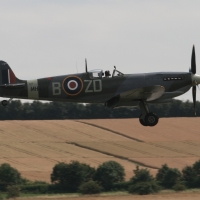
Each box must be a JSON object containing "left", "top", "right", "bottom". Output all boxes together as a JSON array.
[
  {"left": 191, "top": 46, "right": 196, "bottom": 74},
  {"left": 191, "top": 46, "right": 197, "bottom": 115},
  {"left": 192, "top": 86, "right": 196, "bottom": 115}
]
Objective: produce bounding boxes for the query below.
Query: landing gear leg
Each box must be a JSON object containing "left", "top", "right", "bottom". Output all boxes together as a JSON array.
[
  {"left": 1, "top": 98, "right": 13, "bottom": 106},
  {"left": 139, "top": 101, "right": 159, "bottom": 127},
  {"left": 139, "top": 101, "right": 149, "bottom": 126}
]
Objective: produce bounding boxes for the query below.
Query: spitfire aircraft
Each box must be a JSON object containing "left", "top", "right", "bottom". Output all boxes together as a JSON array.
[{"left": 0, "top": 46, "right": 199, "bottom": 126}]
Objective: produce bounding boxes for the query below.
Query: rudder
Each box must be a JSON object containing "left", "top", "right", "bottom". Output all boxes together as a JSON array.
[{"left": 0, "top": 61, "right": 18, "bottom": 85}]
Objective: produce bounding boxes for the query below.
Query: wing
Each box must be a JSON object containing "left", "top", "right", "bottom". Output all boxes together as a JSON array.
[
  {"left": 106, "top": 85, "right": 165, "bottom": 108},
  {"left": 120, "top": 85, "right": 165, "bottom": 101}
]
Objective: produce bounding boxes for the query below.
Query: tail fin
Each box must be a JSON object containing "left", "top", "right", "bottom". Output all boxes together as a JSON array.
[{"left": 0, "top": 61, "right": 19, "bottom": 85}]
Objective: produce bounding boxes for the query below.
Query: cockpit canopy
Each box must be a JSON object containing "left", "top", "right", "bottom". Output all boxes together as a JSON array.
[
  {"left": 88, "top": 66, "right": 124, "bottom": 79},
  {"left": 88, "top": 69, "right": 104, "bottom": 79}
]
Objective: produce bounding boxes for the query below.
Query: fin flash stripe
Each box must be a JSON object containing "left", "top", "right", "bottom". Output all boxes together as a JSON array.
[{"left": 2, "top": 69, "right": 16, "bottom": 84}]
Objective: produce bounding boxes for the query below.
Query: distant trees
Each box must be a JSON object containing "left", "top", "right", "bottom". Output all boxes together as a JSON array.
[
  {"left": 4, "top": 159, "right": 200, "bottom": 195},
  {"left": 51, "top": 161, "right": 96, "bottom": 192},
  {"left": 156, "top": 164, "right": 182, "bottom": 189},
  {"left": 94, "top": 161, "right": 125, "bottom": 190},
  {"left": 0, "top": 163, "right": 23, "bottom": 190},
  {"left": 129, "top": 166, "right": 160, "bottom": 195},
  {"left": 6, "top": 185, "right": 20, "bottom": 199},
  {"left": 50, "top": 160, "right": 126, "bottom": 193},
  {"left": 78, "top": 181, "right": 103, "bottom": 194},
  {"left": 0, "top": 99, "right": 199, "bottom": 120},
  {"left": 182, "top": 160, "right": 200, "bottom": 188}
]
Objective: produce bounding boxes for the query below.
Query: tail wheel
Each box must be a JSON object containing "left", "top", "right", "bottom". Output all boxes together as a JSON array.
[
  {"left": 2, "top": 100, "right": 8, "bottom": 106},
  {"left": 145, "top": 113, "right": 159, "bottom": 126}
]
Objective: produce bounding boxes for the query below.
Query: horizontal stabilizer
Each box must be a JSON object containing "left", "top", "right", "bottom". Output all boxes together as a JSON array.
[{"left": 0, "top": 83, "right": 25, "bottom": 88}]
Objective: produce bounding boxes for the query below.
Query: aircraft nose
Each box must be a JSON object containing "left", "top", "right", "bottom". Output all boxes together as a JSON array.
[{"left": 192, "top": 73, "right": 200, "bottom": 86}]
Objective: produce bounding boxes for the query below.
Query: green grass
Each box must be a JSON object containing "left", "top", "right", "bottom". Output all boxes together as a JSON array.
[
  {"left": 1, "top": 189, "right": 200, "bottom": 199},
  {"left": 0, "top": 192, "right": 80, "bottom": 199},
  {"left": 20, "top": 193, "right": 80, "bottom": 197},
  {"left": 100, "top": 191, "right": 129, "bottom": 196},
  {"left": 159, "top": 188, "right": 200, "bottom": 194}
]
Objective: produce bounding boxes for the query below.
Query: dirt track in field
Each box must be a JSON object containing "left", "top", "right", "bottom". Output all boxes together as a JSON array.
[{"left": 0, "top": 118, "right": 200, "bottom": 182}]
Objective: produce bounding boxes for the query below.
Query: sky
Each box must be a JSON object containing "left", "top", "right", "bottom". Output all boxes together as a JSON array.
[{"left": 1, "top": 0, "right": 200, "bottom": 102}]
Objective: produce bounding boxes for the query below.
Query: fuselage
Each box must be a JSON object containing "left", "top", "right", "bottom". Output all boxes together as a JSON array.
[
  {"left": 0, "top": 46, "right": 198, "bottom": 126},
  {"left": 0, "top": 71, "right": 192, "bottom": 106}
]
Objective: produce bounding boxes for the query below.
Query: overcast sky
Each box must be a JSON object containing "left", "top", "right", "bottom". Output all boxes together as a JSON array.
[{"left": 1, "top": 0, "right": 200, "bottom": 102}]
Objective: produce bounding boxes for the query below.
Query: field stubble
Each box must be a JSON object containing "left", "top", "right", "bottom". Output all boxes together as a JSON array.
[{"left": 0, "top": 118, "right": 200, "bottom": 182}]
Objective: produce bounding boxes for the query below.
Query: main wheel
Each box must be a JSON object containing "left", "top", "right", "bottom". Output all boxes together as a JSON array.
[
  {"left": 1, "top": 100, "right": 8, "bottom": 106},
  {"left": 139, "top": 115, "right": 148, "bottom": 126},
  {"left": 144, "top": 113, "right": 159, "bottom": 126}
]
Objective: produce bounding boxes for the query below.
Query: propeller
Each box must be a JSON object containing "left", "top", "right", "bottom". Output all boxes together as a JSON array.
[
  {"left": 191, "top": 45, "right": 197, "bottom": 115},
  {"left": 191, "top": 46, "right": 196, "bottom": 74},
  {"left": 192, "top": 85, "right": 196, "bottom": 115}
]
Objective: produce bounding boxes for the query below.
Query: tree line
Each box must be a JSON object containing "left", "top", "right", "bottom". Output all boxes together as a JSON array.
[
  {"left": 0, "top": 99, "right": 199, "bottom": 120},
  {"left": 1, "top": 159, "right": 200, "bottom": 198}
]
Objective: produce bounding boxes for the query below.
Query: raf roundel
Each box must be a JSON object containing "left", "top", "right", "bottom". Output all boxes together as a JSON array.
[{"left": 62, "top": 76, "right": 83, "bottom": 96}]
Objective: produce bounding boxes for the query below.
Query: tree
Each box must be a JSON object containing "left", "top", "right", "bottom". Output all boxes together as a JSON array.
[
  {"left": 94, "top": 161, "right": 125, "bottom": 190},
  {"left": 182, "top": 160, "right": 200, "bottom": 188},
  {"left": 6, "top": 186, "right": 20, "bottom": 199},
  {"left": 163, "top": 168, "right": 182, "bottom": 188},
  {"left": 128, "top": 181, "right": 160, "bottom": 195},
  {"left": 130, "top": 166, "right": 154, "bottom": 183},
  {"left": 192, "top": 160, "right": 200, "bottom": 187},
  {"left": 129, "top": 166, "right": 160, "bottom": 195},
  {"left": 78, "top": 181, "right": 102, "bottom": 194},
  {"left": 1, "top": 99, "right": 200, "bottom": 120},
  {"left": 172, "top": 182, "right": 186, "bottom": 191},
  {"left": 182, "top": 166, "right": 197, "bottom": 188},
  {"left": 192, "top": 160, "right": 200, "bottom": 175},
  {"left": 156, "top": 164, "right": 182, "bottom": 188},
  {"left": 156, "top": 164, "right": 169, "bottom": 183},
  {"left": 0, "top": 163, "right": 22, "bottom": 191},
  {"left": 51, "top": 161, "right": 95, "bottom": 192}
]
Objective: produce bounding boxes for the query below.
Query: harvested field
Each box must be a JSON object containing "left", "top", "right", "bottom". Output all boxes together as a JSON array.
[
  {"left": 0, "top": 118, "right": 200, "bottom": 182},
  {"left": 80, "top": 118, "right": 200, "bottom": 142},
  {"left": 79, "top": 118, "right": 200, "bottom": 170}
]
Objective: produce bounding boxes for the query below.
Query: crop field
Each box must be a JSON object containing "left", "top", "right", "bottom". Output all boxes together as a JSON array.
[
  {"left": 80, "top": 118, "right": 200, "bottom": 169},
  {"left": 0, "top": 118, "right": 200, "bottom": 182}
]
